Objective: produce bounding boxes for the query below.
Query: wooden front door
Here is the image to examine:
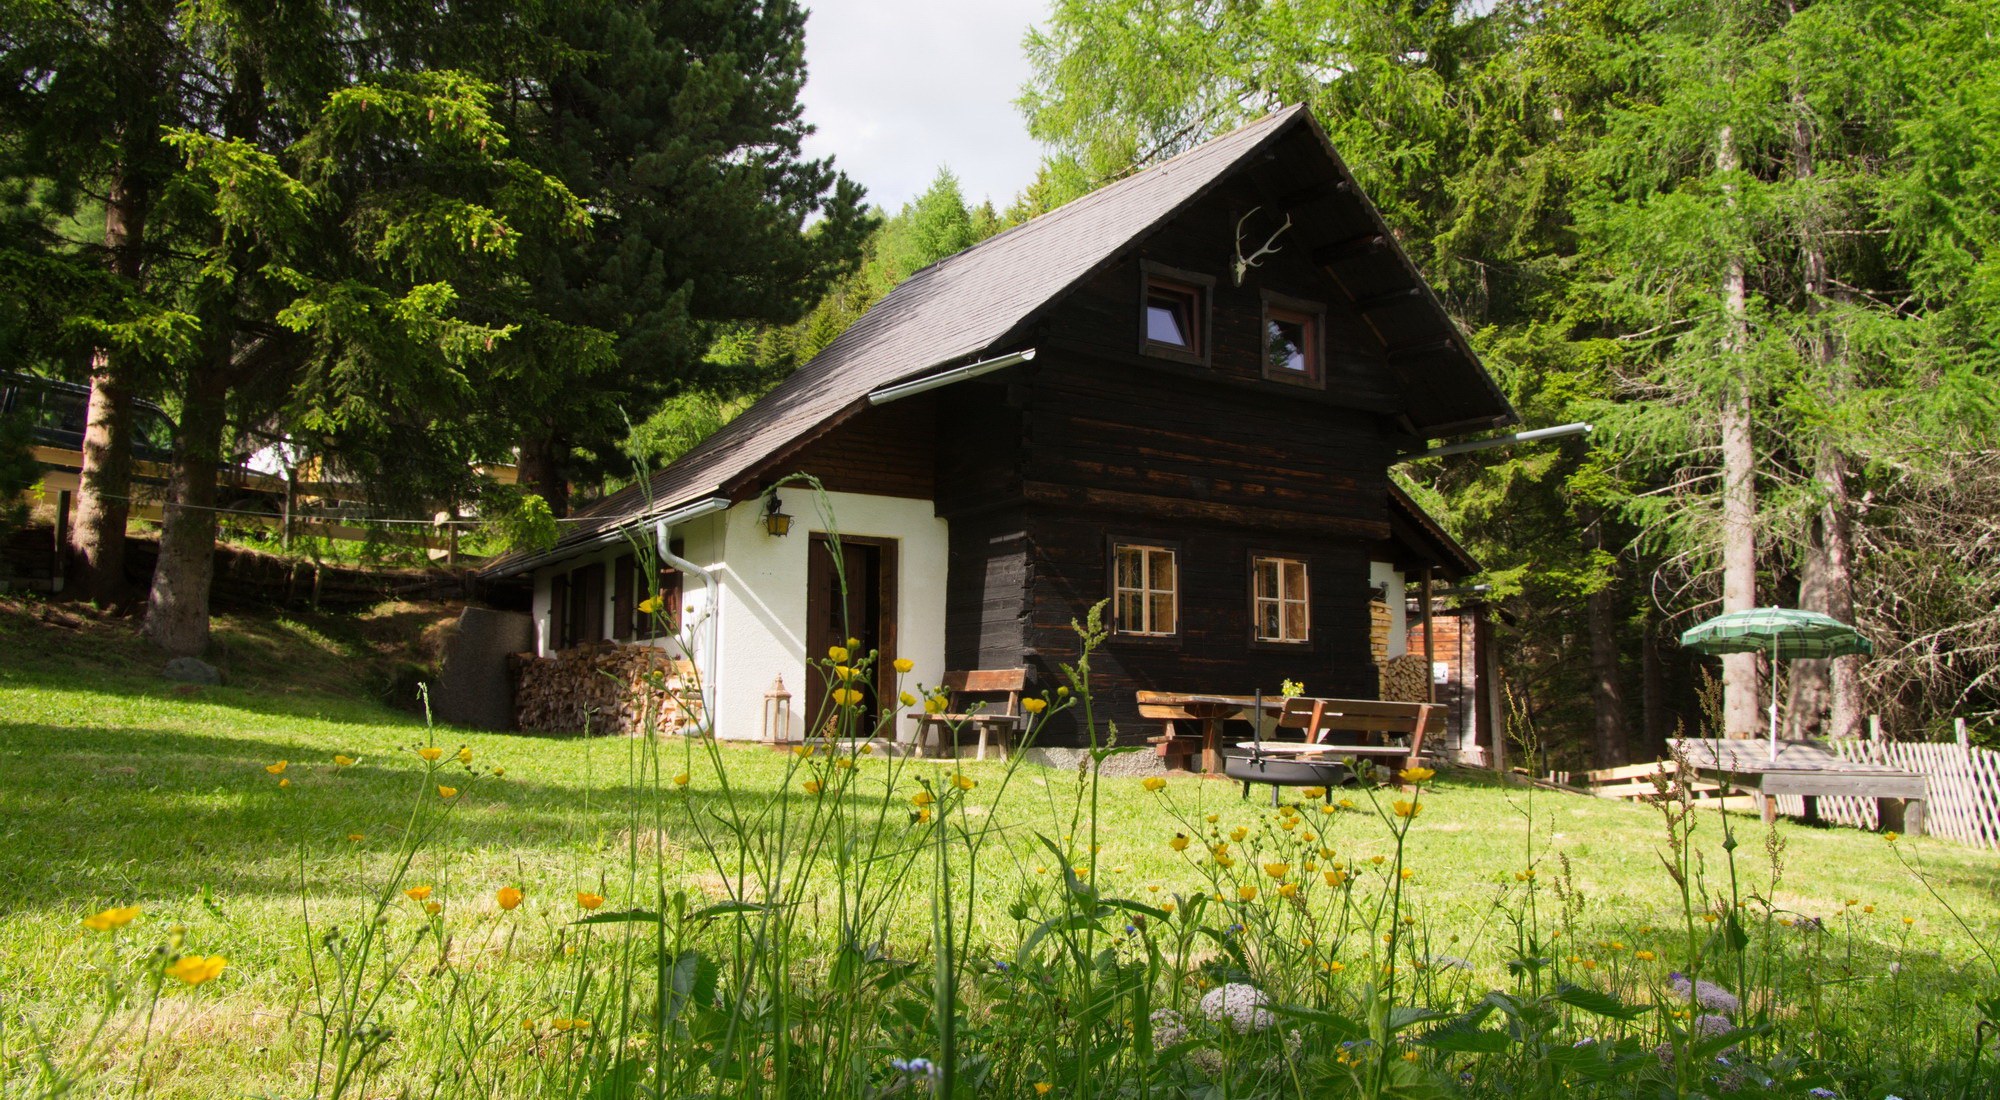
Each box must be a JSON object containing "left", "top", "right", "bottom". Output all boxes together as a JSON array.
[{"left": 804, "top": 534, "right": 898, "bottom": 738}]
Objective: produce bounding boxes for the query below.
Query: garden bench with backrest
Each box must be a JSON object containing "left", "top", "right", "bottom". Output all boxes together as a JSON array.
[{"left": 907, "top": 669, "right": 1027, "bottom": 760}]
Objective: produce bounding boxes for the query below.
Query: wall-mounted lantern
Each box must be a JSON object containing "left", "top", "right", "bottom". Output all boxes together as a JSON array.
[
  {"left": 761, "top": 674, "right": 793, "bottom": 743},
  {"left": 762, "top": 489, "right": 792, "bottom": 538}
]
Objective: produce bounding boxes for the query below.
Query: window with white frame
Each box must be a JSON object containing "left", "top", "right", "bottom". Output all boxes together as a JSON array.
[
  {"left": 1113, "top": 543, "right": 1178, "bottom": 636},
  {"left": 1252, "top": 555, "right": 1310, "bottom": 643}
]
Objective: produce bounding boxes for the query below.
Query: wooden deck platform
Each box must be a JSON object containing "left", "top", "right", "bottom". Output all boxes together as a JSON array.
[{"left": 1668, "top": 738, "right": 1928, "bottom": 832}]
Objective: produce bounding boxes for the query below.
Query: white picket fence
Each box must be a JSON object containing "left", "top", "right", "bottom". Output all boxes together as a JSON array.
[{"left": 1802, "top": 731, "right": 2000, "bottom": 848}]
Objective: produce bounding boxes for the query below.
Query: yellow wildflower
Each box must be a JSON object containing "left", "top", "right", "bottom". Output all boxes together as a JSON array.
[
  {"left": 1702, "top": 913, "right": 1719, "bottom": 924},
  {"left": 832, "top": 688, "right": 863, "bottom": 707},
  {"left": 916, "top": 807, "right": 932, "bottom": 823},
  {"left": 901, "top": 692, "right": 917, "bottom": 706},
  {"left": 828, "top": 645, "right": 849, "bottom": 662},
  {"left": 1338, "top": 798, "right": 1355, "bottom": 809},
  {"left": 1324, "top": 870, "right": 1346, "bottom": 886},
  {"left": 347, "top": 833, "right": 363, "bottom": 842},
  {"left": 166, "top": 955, "right": 227, "bottom": 985},
  {"left": 419, "top": 747, "right": 443, "bottom": 761},
  {"left": 455, "top": 747, "right": 472, "bottom": 765},
  {"left": 1141, "top": 777, "right": 1166, "bottom": 792},
  {"left": 1635, "top": 950, "right": 1656, "bottom": 961},
  {"left": 405, "top": 885, "right": 433, "bottom": 901},
  {"left": 82, "top": 906, "right": 140, "bottom": 931},
  {"left": 802, "top": 779, "right": 824, "bottom": 794},
  {"left": 425, "top": 901, "right": 442, "bottom": 915},
  {"left": 1238, "top": 885, "right": 1258, "bottom": 901},
  {"left": 333, "top": 754, "right": 356, "bottom": 767},
  {"left": 278, "top": 778, "right": 290, "bottom": 788},
  {"left": 1369, "top": 855, "right": 1386, "bottom": 866},
  {"left": 1400, "top": 868, "right": 1415, "bottom": 880},
  {"left": 576, "top": 892, "right": 605, "bottom": 910},
  {"left": 637, "top": 595, "right": 662, "bottom": 615},
  {"left": 847, "top": 636, "right": 860, "bottom": 647},
  {"left": 1392, "top": 799, "right": 1420, "bottom": 818},
  {"left": 1301, "top": 786, "right": 1326, "bottom": 798},
  {"left": 1398, "top": 766, "right": 1436, "bottom": 784},
  {"left": 1320, "top": 846, "right": 1337, "bottom": 860},
  {"left": 265, "top": 761, "right": 288, "bottom": 775},
  {"left": 551, "top": 1018, "right": 574, "bottom": 1032},
  {"left": 1863, "top": 904, "right": 1875, "bottom": 913},
  {"left": 1230, "top": 826, "right": 1248, "bottom": 841},
  {"left": 910, "top": 789, "right": 935, "bottom": 807},
  {"left": 1022, "top": 697, "right": 1047, "bottom": 713},
  {"left": 925, "top": 696, "right": 948, "bottom": 715},
  {"left": 1884, "top": 831, "right": 1900, "bottom": 842},
  {"left": 794, "top": 744, "right": 813, "bottom": 757},
  {"left": 497, "top": 887, "right": 524, "bottom": 910},
  {"left": 893, "top": 658, "right": 914, "bottom": 673},
  {"left": 438, "top": 785, "right": 458, "bottom": 799},
  {"left": 674, "top": 773, "right": 690, "bottom": 786},
  {"left": 952, "top": 773, "right": 977, "bottom": 790},
  {"left": 1279, "top": 882, "right": 1298, "bottom": 898},
  {"left": 1263, "top": 862, "right": 1291, "bottom": 879},
  {"left": 1214, "top": 853, "right": 1235, "bottom": 868},
  {"left": 835, "top": 757, "right": 854, "bottom": 769},
  {"left": 833, "top": 665, "right": 859, "bottom": 680},
  {"left": 493, "top": 767, "right": 505, "bottom": 778},
  {"left": 1169, "top": 834, "right": 1190, "bottom": 851},
  {"left": 1903, "top": 916, "right": 1914, "bottom": 925},
  {"left": 1035, "top": 1084, "right": 1053, "bottom": 1095}
]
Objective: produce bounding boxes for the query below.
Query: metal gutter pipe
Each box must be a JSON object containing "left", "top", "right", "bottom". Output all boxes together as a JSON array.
[
  {"left": 653, "top": 496, "right": 731, "bottom": 736},
  {"left": 1395, "top": 422, "right": 1593, "bottom": 463},
  {"left": 865, "top": 348, "right": 1037, "bottom": 406}
]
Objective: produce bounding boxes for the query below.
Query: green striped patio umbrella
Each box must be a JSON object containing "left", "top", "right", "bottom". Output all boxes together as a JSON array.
[{"left": 1680, "top": 608, "right": 1873, "bottom": 758}]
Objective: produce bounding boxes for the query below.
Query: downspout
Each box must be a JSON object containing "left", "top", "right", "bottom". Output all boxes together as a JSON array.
[{"left": 654, "top": 499, "right": 730, "bottom": 736}]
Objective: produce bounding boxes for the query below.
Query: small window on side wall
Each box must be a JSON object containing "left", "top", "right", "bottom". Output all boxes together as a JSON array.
[
  {"left": 1139, "top": 261, "right": 1213, "bottom": 366},
  {"left": 1261, "top": 291, "right": 1324, "bottom": 387},
  {"left": 1113, "top": 543, "right": 1178, "bottom": 637},
  {"left": 1252, "top": 555, "right": 1310, "bottom": 644}
]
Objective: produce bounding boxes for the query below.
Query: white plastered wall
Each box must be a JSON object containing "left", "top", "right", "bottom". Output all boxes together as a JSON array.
[
  {"left": 526, "top": 491, "right": 948, "bottom": 739},
  {"left": 1368, "top": 561, "right": 1408, "bottom": 656},
  {"left": 706, "top": 491, "right": 949, "bottom": 740}
]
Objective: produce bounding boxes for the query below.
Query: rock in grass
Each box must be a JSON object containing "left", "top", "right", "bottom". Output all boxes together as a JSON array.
[{"left": 162, "top": 657, "right": 223, "bottom": 686}]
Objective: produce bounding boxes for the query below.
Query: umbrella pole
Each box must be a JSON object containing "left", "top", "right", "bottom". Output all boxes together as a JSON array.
[{"left": 1768, "top": 641, "right": 1779, "bottom": 761}]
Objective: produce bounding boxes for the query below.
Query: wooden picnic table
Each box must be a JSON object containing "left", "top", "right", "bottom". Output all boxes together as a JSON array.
[
  {"left": 1669, "top": 737, "right": 1929, "bottom": 832},
  {"left": 1151, "top": 694, "right": 1280, "bottom": 775}
]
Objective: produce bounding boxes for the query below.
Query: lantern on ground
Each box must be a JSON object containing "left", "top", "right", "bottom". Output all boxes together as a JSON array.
[{"left": 762, "top": 674, "right": 793, "bottom": 744}]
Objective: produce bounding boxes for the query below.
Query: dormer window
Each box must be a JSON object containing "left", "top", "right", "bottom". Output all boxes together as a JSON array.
[
  {"left": 1139, "top": 261, "right": 1213, "bottom": 366},
  {"left": 1261, "top": 291, "right": 1325, "bottom": 387}
]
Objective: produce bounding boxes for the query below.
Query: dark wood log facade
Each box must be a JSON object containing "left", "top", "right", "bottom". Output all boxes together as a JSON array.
[{"left": 764, "top": 131, "right": 1471, "bottom": 745}]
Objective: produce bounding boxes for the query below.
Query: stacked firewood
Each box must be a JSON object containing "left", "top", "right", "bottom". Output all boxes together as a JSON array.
[
  {"left": 510, "top": 643, "right": 701, "bottom": 735},
  {"left": 1378, "top": 653, "right": 1431, "bottom": 704}
]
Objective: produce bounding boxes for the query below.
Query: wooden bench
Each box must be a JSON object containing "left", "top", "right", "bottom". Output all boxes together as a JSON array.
[
  {"left": 907, "top": 669, "right": 1027, "bottom": 760},
  {"left": 1226, "top": 697, "right": 1442, "bottom": 799}
]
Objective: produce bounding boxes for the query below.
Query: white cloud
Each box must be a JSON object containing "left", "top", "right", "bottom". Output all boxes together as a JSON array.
[{"left": 798, "top": 0, "right": 1052, "bottom": 214}]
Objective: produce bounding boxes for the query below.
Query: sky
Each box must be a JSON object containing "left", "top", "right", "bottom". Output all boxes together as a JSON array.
[{"left": 797, "top": 0, "right": 1054, "bottom": 215}]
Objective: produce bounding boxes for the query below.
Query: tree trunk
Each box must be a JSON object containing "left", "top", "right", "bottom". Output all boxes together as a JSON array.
[
  {"left": 1587, "top": 513, "right": 1629, "bottom": 767},
  {"left": 142, "top": 367, "right": 228, "bottom": 656},
  {"left": 1717, "top": 122, "right": 1762, "bottom": 738},
  {"left": 1641, "top": 607, "right": 1669, "bottom": 753},
  {"left": 516, "top": 429, "right": 569, "bottom": 517},
  {"left": 67, "top": 160, "right": 151, "bottom": 605},
  {"left": 1588, "top": 583, "right": 1629, "bottom": 768}
]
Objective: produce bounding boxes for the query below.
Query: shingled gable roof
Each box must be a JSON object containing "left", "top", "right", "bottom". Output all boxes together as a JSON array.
[{"left": 486, "top": 104, "right": 1505, "bottom": 578}]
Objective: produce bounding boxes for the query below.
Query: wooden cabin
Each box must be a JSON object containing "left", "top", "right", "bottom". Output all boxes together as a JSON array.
[{"left": 481, "top": 104, "right": 1511, "bottom": 748}]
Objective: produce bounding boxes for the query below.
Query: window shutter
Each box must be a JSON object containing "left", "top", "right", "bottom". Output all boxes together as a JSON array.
[
  {"left": 549, "top": 573, "right": 569, "bottom": 651},
  {"left": 577, "top": 562, "right": 606, "bottom": 643},
  {"left": 612, "top": 554, "right": 636, "bottom": 641}
]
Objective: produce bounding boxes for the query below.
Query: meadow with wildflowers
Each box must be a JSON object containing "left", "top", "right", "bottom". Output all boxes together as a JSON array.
[{"left": 2, "top": 607, "right": 1997, "bottom": 1099}]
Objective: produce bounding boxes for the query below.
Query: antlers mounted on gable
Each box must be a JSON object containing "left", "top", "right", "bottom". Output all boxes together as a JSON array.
[{"left": 1232, "top": 206, "right": 1293, "bottom": 286}]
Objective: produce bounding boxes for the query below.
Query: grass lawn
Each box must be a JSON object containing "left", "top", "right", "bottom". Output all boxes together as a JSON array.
[{"left": 2, "top": 597, "right": 1996, "bottom": 1097}]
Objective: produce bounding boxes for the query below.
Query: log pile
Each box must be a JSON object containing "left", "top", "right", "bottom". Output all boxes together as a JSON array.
[
  {"left": 1378, "top": 653, "right": 1431, "bottom": 704},
  {"left": 510, "top": 643, "right": 701, "bottom": 735}
]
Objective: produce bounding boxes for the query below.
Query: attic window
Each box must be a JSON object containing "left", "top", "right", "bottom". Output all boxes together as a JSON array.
[
  {"left": 1138, "top": 261, "right": 1213, "bottom": 366},
  {"left": 1261, "top": 291, "right": 1325, "bottom": 387},
  {"left": 1146, "top": 281, "right": 1201, "bottom": 351}
]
